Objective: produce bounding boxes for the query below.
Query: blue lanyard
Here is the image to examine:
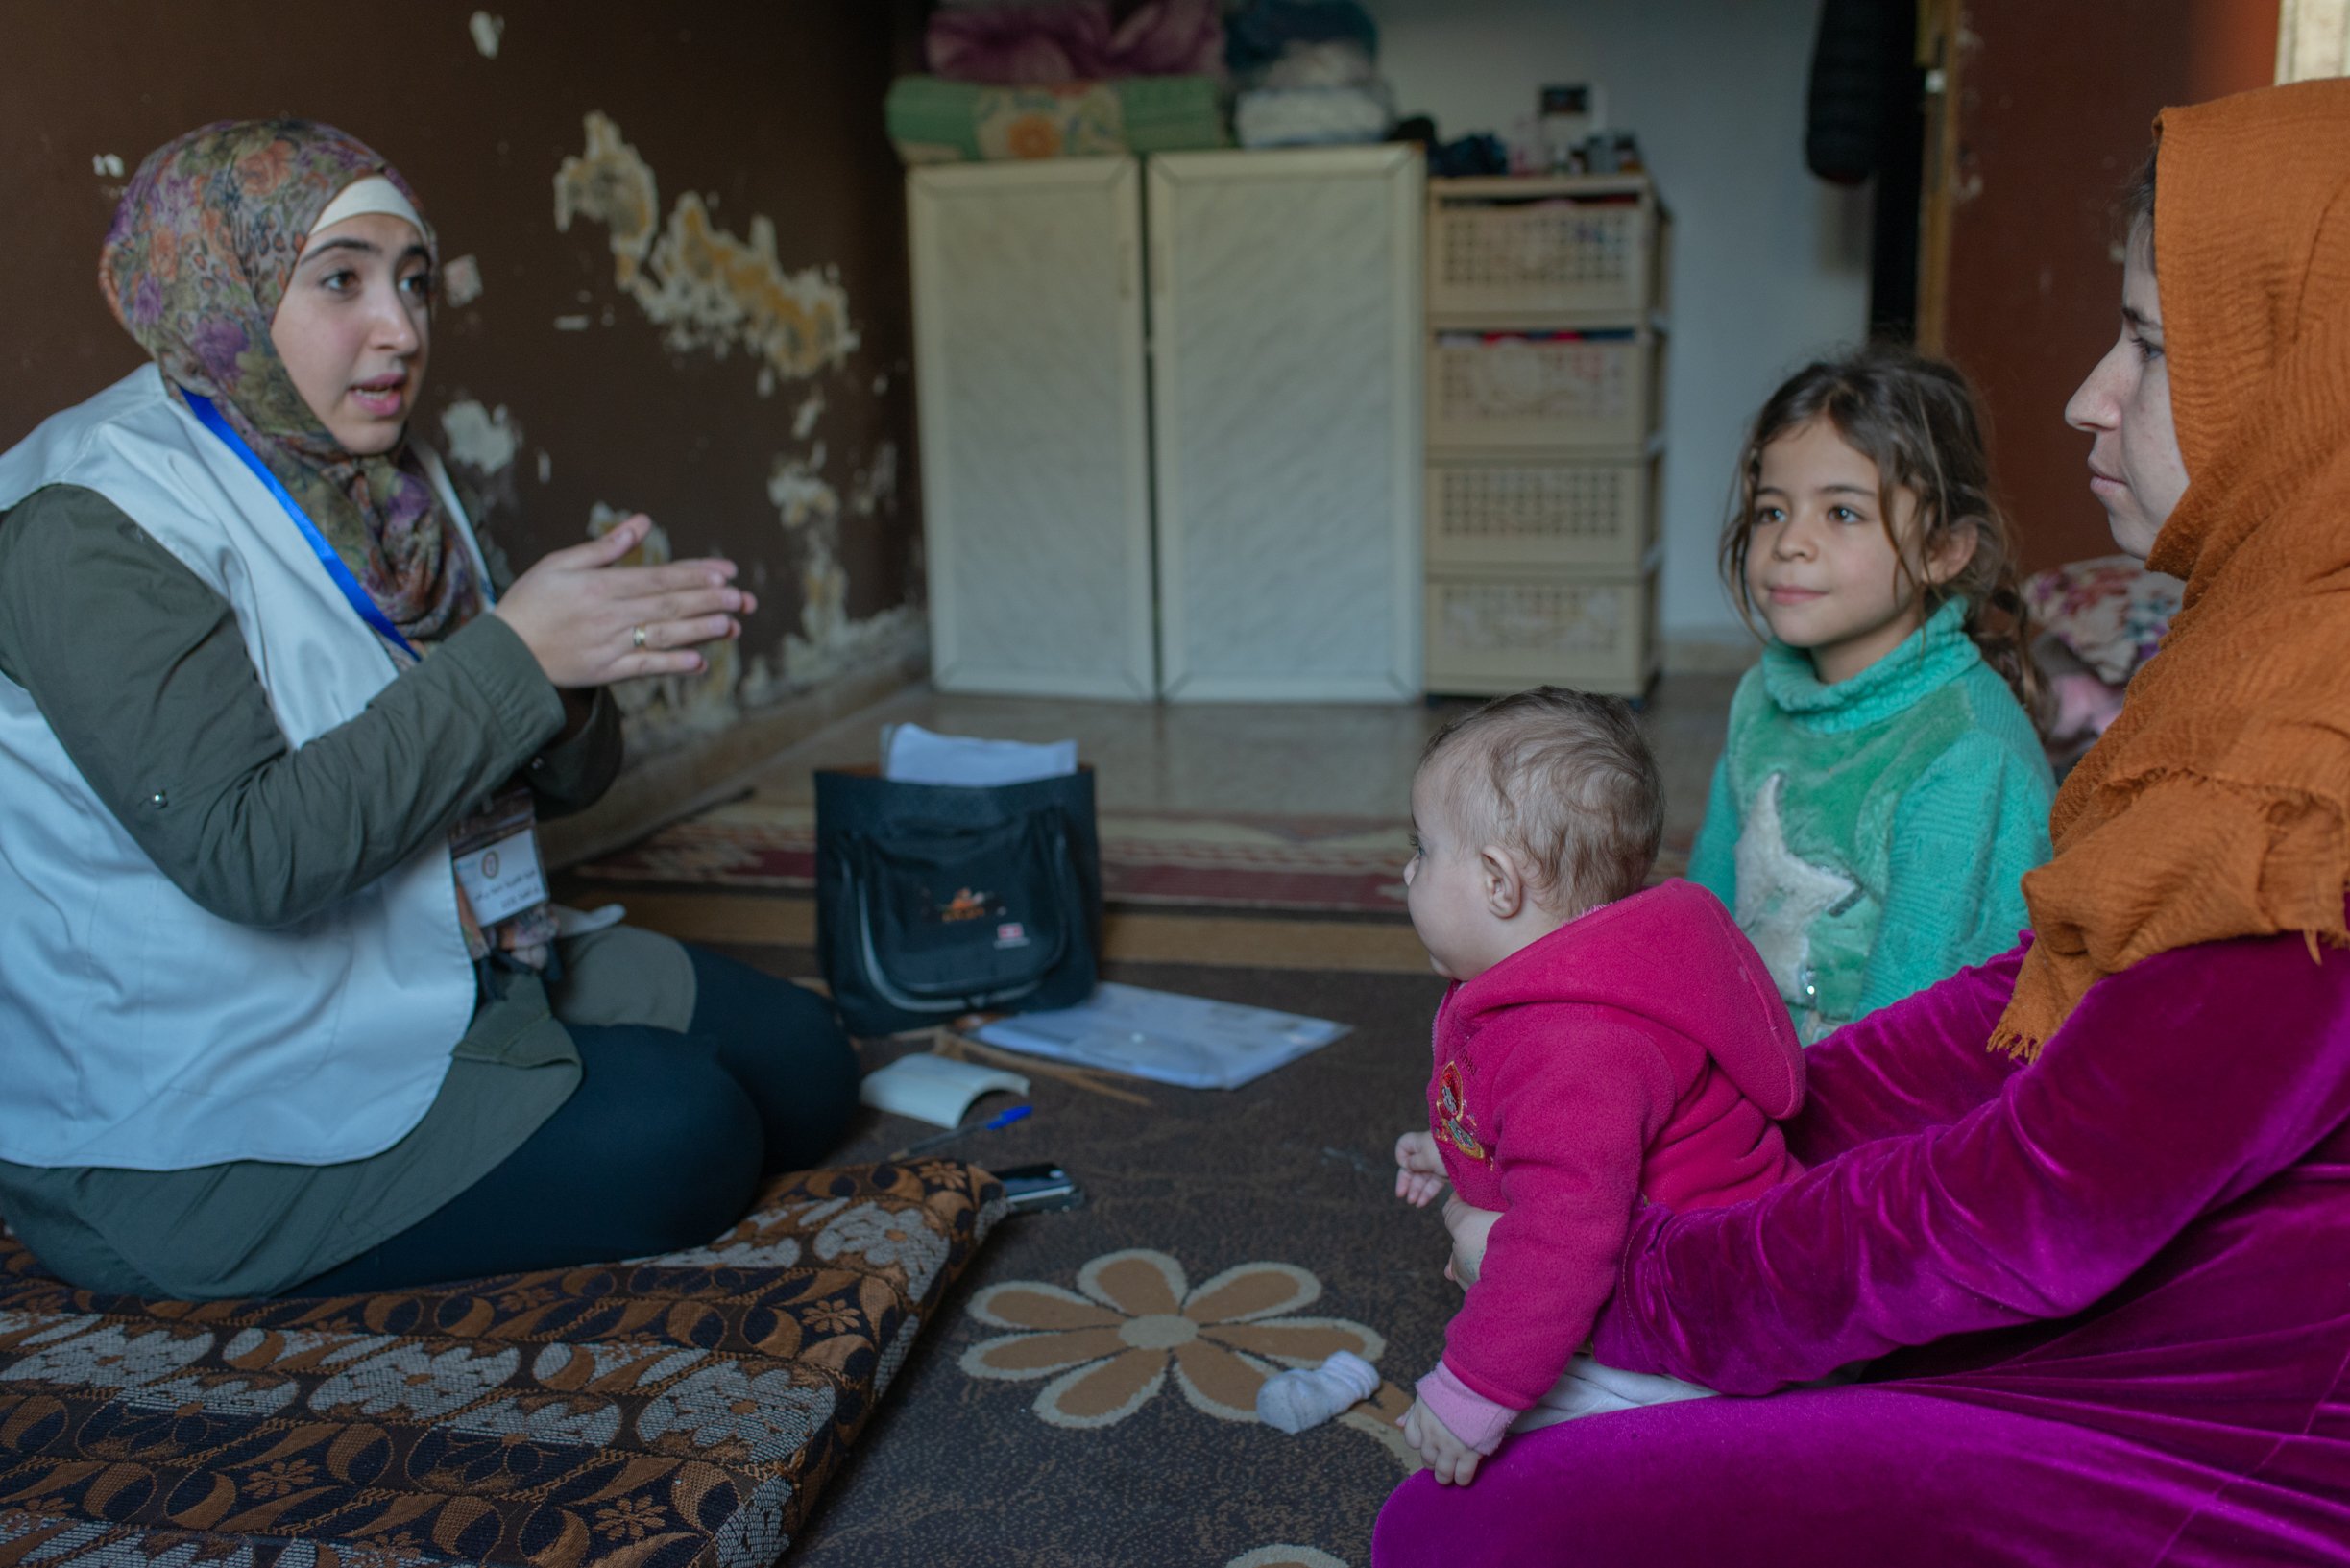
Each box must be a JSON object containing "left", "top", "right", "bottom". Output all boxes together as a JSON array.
[{"left": 183, "top": 390, "right": 420, "bottom": 659}]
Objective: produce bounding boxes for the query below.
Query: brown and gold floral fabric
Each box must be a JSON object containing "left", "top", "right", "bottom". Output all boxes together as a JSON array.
[{"left": 0, "top": 1162, "right": 1002, "bottom": 1568}]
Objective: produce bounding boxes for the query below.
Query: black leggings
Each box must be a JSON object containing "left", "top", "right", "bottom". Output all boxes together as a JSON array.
[{"left": 293, "top": 947, "right": 860, "bottom": 1294}]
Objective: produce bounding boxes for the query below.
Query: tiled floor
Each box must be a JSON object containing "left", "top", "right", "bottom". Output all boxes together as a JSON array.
[{"left": 738, "top": 674, "right": 1743, "bottom": 844}]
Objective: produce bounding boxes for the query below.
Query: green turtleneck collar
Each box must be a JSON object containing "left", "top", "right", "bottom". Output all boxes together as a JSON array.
[{"left": 1758, "top": 596, "right": 1982, "bottom": 735}]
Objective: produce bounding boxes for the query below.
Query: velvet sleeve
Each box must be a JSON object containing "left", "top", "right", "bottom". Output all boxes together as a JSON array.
[
  {"left": 1785, "top": 940, "right": 2027, "bottom": 1165},
  {"left": 1442, "top": 1014, "right": 1672, "bottom": 1411},
  {"left": 1590, "top": 926, "right": 2350, "bottom": 1395}
]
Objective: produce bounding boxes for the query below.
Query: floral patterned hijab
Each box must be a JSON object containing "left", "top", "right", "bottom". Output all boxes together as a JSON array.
[{"left": 99, "top": 119, "right": 480, "bottom": 648}]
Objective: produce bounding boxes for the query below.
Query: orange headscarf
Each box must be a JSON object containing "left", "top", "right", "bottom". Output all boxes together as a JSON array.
[{"left": 1992, "top": 78, "right": 2350, "bottom": 1060}]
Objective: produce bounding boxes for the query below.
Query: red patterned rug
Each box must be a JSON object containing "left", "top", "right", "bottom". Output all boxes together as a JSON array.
[
  {"left": 575, "top": 801, "right": 1418, "bottom": 915},
  {"left": 575, "top": 800, "right": 1693, "bottom": 917}
]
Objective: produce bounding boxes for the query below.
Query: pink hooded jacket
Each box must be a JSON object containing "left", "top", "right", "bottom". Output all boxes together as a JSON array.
[{"left": 1417, "top": 879, "right": 1805, "bottom": 1450}]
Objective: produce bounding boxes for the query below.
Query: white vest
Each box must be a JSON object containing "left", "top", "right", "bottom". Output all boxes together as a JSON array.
[{"left": 0, "top": 366, "right": 483, "bottom": 1170}]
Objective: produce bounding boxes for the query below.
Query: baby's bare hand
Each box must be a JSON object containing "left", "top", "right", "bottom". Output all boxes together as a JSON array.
[
  {"left": 1393, "top": 1130, "right": 1447, "bottom": 1207},
  {"left": 1442, "top": 1195, "right": 1503, "bottom": 1291},
  {"left": 1399, "top": 1395, "right": 1483, "bottom": 1485},
  {"left": 1394, "top": 1166, "right": 1448, "bottom": 1206}
]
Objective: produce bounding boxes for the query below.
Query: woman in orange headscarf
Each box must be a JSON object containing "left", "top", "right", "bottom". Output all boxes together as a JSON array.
[{"left": 1378, "top": 79, "right": 2350, "bottom": 1566}]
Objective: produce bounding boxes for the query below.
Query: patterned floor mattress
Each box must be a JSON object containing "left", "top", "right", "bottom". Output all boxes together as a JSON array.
[{"left": 0, "top": 1161, "right": 1003, "bottom": 1568}]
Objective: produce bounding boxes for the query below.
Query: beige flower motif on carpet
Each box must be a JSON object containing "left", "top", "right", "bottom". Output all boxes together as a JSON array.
[
  {"left": 1225, "top": 1549, "right": 1350, "bottom": 1568},
  {"left": 960, "top": 1248, "right": 1383, "bottom": 1430}
]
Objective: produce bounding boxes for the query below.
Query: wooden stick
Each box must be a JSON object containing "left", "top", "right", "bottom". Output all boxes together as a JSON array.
[{"left": 933, "top": 1030, "right": 1157, "bottom": 1107}]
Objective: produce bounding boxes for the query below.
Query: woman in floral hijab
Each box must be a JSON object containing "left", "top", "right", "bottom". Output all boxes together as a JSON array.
[
  {"left": 0, "top": 120, "right": 860, "bottom": 1299},
  {"left": 100, "top": 119, "right": 484, "bottom": 646}
]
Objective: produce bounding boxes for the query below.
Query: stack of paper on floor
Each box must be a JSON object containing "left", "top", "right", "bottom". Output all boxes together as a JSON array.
[
  {"left": 975, "top": 982, "right": 1348, "bottom": 1090},
  {"left": 882, "top": 723, "right": 1077, "bottom": 786}
]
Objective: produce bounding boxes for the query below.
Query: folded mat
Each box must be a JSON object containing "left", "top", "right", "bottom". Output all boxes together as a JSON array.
[
  {"left": 887, "top": 73, "right": 1228, "bottom": 163},
  {"left": 0, "top": 1161, "right": 1003, "bottom": 1567},
  {"left": 925, "top": 0, "right": 1223, "bottom": 84},
  {"left": 1234, "top": 84, "right": 1393, "bottom": 148}
]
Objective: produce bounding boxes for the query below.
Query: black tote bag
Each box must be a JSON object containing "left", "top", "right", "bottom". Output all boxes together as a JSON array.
[{"left": 814, "top": 767, "right": 1102, "bottom": 1037}]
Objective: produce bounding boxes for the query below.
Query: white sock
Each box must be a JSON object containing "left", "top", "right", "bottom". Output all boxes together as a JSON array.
[{"left": 1255, "top": 1350, "right": 1380, "bottom": 1434}]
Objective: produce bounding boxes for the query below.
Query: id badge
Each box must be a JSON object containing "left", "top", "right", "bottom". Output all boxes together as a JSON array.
[{"left": 448, "top": 789, "right": 548, "bottom": 928}]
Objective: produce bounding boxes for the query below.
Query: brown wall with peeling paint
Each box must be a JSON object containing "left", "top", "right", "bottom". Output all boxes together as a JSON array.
[
  {"left": 0, "top": 0, "right": 923, "bottom": 743},
  {"left": 1941, "top": 0, "right": 2275, "bottom": 573}
]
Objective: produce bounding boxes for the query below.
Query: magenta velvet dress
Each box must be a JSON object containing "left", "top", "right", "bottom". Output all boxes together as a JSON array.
[{"left": 1374, "top": 928, "right": 2350, "bottom": 1565}]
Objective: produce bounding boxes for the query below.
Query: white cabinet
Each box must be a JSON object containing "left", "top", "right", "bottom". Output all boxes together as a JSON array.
[
  {"left": 908, "top": 159, "right": 1156, "bottom": 699},
  {"left": 911, "top": 146, "right": 1423, "bottom": 702},
  {"left": 1148, "top": 148, "right": 1424, "bottom": 700}
]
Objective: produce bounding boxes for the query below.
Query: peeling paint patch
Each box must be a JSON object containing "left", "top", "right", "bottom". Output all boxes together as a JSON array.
[
  {"left": 739, "top": 651, "right": 784, "bottom": 709},
  {"left": 536, "top": 449, "right": 552, "bottom": 484},
  {"left": 616, "top": 637, "right": 744, "bottom": 745},
  {"left": 440, "top": 399, "right": 521, "bottom": 475},
  {"left": 636, "top": 197, "right": 860, "bottom": 377},
  {"left": 792, "top": 390, "right": 826, "bottom": 441},
  {"left": 469, "top": 11, "right": 504, "bottom": 58},
  {"left": 766, "top": 451, "right": 836, "bottom": 531},
  {"left": 554, "top": 112, "right": 859, "bottom": 384},
  {"left": 554, "top": 112, "right": 660, "bottom": 287},
  {"left": 766, "top": 451, "right": 845, "bottom": 649},
  {"left": 588, "top": 502, "right": 668, "bottom": 567},
  {"left": 785, "top": 606, "right": 923, "bottom": 691},
  {"left": 675, "top": 636, "right": 741, "bottom": 730},
  {"left": 850, "top": 441, "right": 899, "bottom": 518},
  {"left": 553, "top": 314, "right": 591, "bottom": 331},
  {"left": 434, "top": 399, "right": 524, "bottom": 523},
  {"left": 760, "top": 446, "right": 918, "bottom": 688},
  {"left": 443, "top": 254, "right": 485, "bottom": 308},
  {"left": 92, "top": 154, "right": 125, "bottom": 178},
  {"left": 800, "top": 553, "right": 850, "bottom": 648}
]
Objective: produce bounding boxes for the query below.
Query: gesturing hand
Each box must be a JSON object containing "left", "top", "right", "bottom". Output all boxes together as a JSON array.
[
  {"left": 493, "top": 513, "right": 757, "bottom": 689},
  {"left": 1394, "top": 1130, "right": 1448, "bottom": 1207}
]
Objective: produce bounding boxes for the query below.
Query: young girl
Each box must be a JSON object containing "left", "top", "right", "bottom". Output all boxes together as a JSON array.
[{"left": 1687, "top": 349, "right": 2053, "bottom": 1044}]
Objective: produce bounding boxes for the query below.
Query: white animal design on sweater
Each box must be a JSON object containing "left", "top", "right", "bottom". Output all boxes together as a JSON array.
[{"left": 1731, "top": 772, "right": 1856, "bottom": 1039}]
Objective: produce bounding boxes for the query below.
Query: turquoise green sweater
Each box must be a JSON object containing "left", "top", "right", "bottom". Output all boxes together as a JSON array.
[{"left": 1688, "top": 599, "right": 2053, "bottom": 1043}]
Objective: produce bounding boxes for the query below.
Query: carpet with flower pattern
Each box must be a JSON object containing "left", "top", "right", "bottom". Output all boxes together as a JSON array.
[{"left": 748, "top": 948, "right": 1460, "bottom": 1568}]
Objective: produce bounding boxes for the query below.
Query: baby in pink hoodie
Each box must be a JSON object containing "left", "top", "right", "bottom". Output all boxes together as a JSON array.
[{"left": 1393, "top": 688, "right": 1805, "bottom": 1484}]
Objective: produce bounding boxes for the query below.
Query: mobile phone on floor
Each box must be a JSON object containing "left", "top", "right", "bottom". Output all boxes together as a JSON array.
[{"left": 995, "top": 1162, "right": 1084, "bottom": 1213}]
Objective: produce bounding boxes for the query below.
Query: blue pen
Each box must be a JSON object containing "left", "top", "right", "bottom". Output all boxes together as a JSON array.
[{"left": 893, "top": 1103, "right": 1032, "bottom": 1159}]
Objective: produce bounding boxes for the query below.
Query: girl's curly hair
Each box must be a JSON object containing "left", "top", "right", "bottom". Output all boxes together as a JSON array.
[{"left": 1722, "top": 346, "right": 2042, "bottom": 725}]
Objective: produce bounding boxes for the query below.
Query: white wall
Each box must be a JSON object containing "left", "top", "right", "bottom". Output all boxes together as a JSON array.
[{"left": 1368, "top": 0, "right": 1873, "bottom": 648}]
